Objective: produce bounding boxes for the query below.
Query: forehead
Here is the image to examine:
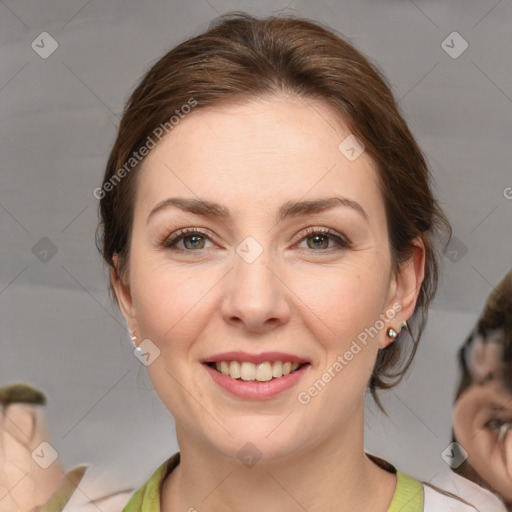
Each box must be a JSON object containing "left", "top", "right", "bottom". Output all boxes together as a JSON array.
[{"left": 135, "top": 95, "right": 383, "bottom": 223}]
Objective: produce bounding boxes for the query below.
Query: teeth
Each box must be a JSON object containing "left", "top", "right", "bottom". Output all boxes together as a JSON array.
[
  {"left": 229, "top": 361, "right": 241, "bottom": 379},
  {"left": 255, "top": 362, "right": 273, "bottom": 381},
  {"left": 220, "top": 361, "right": 229, "bottom": 376},
  {"left": 240, "top": 361, "right": 256, "bottom": 381},
  {"left": 272, "top": 361, "right": 282, "bottom": 377},
  {"left": 213, "top": 361, "right": 302, "bottom": 381}
]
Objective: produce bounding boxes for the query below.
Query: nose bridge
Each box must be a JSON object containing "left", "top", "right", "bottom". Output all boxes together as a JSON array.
[{"left": 221, "top": 234, "right": 289, "bottom": 329}]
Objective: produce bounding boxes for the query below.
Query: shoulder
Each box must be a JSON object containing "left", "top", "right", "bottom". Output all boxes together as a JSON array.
[
  {"left": 422, "top": 472, "right": 508, "bottom": 512},
  {"left": 423, "top": 483, "right": 482, "bottom": 511},
  {"left": 56, "top": 464, "right": 135, "bottom": 511},
  {"left": 122, "top": 452, "right": 181, "bottom": 512},
  {"left": 366, "top": 452, "right": 507, "bottom": 512}
]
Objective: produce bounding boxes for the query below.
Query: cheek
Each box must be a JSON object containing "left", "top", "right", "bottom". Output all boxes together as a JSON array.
[
  {"left": 287, "top": 266, "right": 389, "bottom": 411},
  {"left": 130, "top": 259, "right": 212, "bottom": 347},
  {"left": 295, "top": 265, "right": 389, "bottom": 342},
  {"left": 129, "top": 233, "right": 391, "bottom": 352}
]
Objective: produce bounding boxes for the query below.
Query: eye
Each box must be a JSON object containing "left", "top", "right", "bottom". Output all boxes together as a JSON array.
[
  {"left": 484, "top": 417, "right": 512, "bottom": 431},
  {"left": 161, "top": 226, "right": 351, "bottom": 253},
  {"left": 295, "top": 227, "right": 351, "bottom": 252},
  {"left": 162, "top": 228, "right": 214, "bottom": 251}
]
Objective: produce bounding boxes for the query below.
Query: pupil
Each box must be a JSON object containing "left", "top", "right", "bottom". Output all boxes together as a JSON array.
[
  {"left": 185, "top": 235, "right": 204, "bottom": 249},
  {"left": 309, "top": 235, "right": 328, "bottom": 249}
]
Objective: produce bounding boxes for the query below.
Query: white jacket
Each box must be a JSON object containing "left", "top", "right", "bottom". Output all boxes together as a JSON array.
[{"left": 422, "top": 471, "right": 508, "bottom": 511}]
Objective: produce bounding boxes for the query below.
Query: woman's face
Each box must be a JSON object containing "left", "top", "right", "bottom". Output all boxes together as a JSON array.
[{"left": 113, "top": 95, "right": 422, "bottom": 463}]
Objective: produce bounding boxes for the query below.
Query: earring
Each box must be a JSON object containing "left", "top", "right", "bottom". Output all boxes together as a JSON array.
[
  {"left": 386, "top": 327, "right": 398, "bottom": 338},
  {"left": 129, "top": 332, "right": 142, "bottom": 353}
]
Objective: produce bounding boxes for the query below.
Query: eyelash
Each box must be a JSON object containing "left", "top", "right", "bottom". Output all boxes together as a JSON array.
[{"left": 161, "top": 226, "right": 351, "bottom": 253}]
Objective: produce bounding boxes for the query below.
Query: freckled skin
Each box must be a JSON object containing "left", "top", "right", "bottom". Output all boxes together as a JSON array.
[{"left": 112, "top": 95, "right": 425, "bottom": 511}]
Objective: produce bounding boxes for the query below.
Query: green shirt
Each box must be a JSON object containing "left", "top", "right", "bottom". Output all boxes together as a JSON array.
[{"left": 122, "top": 452, "right": 423, "bottom": 511}]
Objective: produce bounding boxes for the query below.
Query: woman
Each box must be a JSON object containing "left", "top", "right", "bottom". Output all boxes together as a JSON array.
[{"left": 96, "top": 12, "right": 505, "bottom": 511}]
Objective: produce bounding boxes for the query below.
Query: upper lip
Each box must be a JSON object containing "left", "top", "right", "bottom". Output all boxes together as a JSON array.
[{"left": 201, "top": 351, "right": 310, "bottom": 365}]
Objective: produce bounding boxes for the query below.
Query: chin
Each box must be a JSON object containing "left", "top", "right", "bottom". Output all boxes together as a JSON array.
[{"left": 202, "top": 423, "right": 314, "bottom": 468}]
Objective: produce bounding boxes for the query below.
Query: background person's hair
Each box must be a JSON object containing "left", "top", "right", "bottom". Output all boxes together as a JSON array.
[{"left": 96, "top": 11, "right": 452, "bottom": 413}]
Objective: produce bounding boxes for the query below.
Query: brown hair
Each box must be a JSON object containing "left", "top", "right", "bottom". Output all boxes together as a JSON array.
[{"left": 96, "top": 12, "right": 452, "bottom": 413}]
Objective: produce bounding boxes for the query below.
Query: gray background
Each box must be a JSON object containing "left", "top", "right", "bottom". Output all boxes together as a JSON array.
[{"left": 1, "top": 0, "right": 511, "bottom": 491}]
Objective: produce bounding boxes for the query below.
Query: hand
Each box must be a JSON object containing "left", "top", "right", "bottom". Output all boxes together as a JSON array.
[{"left": 0, "top": 399, "right": 65, "bottom": 511}]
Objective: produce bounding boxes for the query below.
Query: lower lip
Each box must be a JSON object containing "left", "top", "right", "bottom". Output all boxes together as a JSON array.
[{"left": 202, "top": 363, "right": 310, "bottom": 400}]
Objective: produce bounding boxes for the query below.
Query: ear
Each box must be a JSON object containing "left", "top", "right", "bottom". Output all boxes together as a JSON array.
[
  {"left": 379, "top": 236, "right": 426, "bottom": 349},
  {"left": 111, "top": 254, "right": 138, "bottom": 336}
]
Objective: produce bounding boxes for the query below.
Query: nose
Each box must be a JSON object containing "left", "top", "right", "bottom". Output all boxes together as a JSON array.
[{"left": 220, "top": 248, "right": 291, "bottom": 334}]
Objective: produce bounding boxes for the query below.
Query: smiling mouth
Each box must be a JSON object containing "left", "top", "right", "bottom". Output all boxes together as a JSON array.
[{"left": 205, "top": 361, "right": 310, "bottom": 382}]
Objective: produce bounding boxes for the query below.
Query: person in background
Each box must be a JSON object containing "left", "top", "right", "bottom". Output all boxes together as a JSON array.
[
  {"left": 0, "top": 382, "right": 134, "bottom": 511},
  {"left": 451, "top": 269, "right": 512, "bottom": 510}
]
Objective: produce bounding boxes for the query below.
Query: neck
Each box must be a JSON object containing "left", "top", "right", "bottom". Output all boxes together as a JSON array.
[{"left": 161, "top": 403, "right": 396, "bottom": 512}]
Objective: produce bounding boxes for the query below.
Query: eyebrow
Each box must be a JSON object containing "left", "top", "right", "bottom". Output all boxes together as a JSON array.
[
  {"left": 489, "top": 402, "right": 512, "bottom": 413},
  {"left": 146, "top": 196, "right": 369, "bottom": 225}
]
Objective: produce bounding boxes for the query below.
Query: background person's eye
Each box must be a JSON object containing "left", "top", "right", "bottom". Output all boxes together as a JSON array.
[{"left": 484, "top": 417, "right": 512, "bottom": 431}]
